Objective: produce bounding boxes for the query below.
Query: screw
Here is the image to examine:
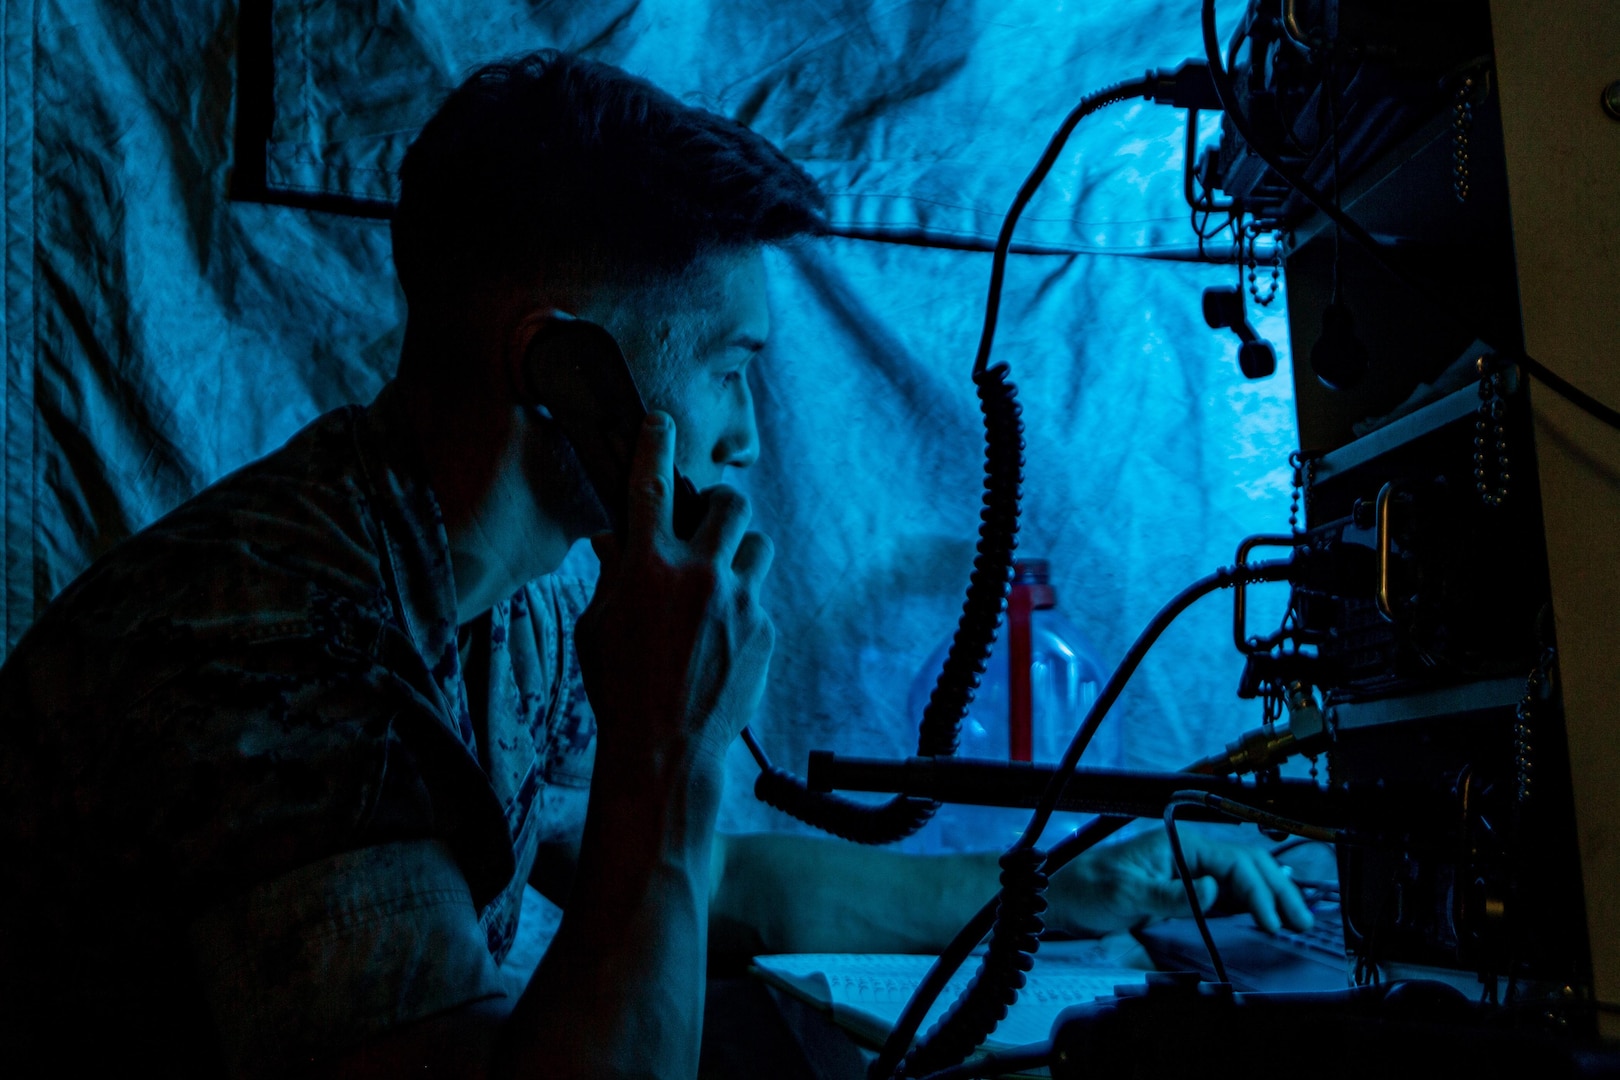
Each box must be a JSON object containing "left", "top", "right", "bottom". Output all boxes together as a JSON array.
[{"left": 1604, "top": 80, "right": 1620, "bottom": 122}]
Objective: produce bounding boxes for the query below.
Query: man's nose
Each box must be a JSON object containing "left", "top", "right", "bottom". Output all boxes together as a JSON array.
[{"left": 713, "top": 399, "right": 760, "bottom": 470}]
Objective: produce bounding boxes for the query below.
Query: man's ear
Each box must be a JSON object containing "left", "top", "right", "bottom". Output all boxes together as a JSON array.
[{"left": 506, "top": 307, "right": 579, "bottom": 407}]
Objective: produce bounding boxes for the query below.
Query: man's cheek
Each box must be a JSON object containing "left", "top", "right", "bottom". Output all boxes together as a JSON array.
[
  {"left": 647, "top": 388, "right": 719, "bottom": 485},
  {"left": 681, "top": 456, "right": 726, "bottom": 492}
]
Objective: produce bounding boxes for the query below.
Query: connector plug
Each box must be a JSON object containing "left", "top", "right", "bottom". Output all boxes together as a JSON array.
[
  {"left": 1187, "top": 683, "right": 1329, "bottom": 776},
  {"left": 1147, "top": 60, "right": 1222, "bottom": 111}
]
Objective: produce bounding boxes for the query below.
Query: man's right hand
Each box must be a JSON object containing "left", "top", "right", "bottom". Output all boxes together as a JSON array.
[
  {"left": 492, "top": 411, "right": 773, "bottom": 1080},
  {"left": 575, "top": 411, "right": 776, "bottom": 778}
]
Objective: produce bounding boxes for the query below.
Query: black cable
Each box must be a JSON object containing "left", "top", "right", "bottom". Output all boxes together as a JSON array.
[
  {"left": 1512, "top": 354, "right": 1620, "bottom": 432},
  {"left": 1200, "top": 0, "right": 1620, "bottom": 434},
  {"left": 1194, "top": 0, "right": 1398, "bottom": 274},
  {"left": 873, "top": 816, "right": 1131, "bottom": 1077},
  {"left": 915, "top": 363, "right": 1025, "bottom": 760},
  {"left": 916, "top": 1044, "right": 1053, "bottom": 1080},
  {"left": 1018, "top": 559, "right": 1294, "bottom": 850},
  {"left": 1165, "top": 789, "right": 1343, "bottom": 987},
  {"left": 895, "top": 847, "right": 1051, "bottom": 1079},
  {"left": 752, "top": 352, "right": 1024, "bottom": 844},
  {"left": 752, "top": 769, "right": 940, "bottom": 843},
  {"left": 1163, "top": 799, "right": 1229, "bottom": 984},
  {"left": 740, "top": 727, "right": 771, "bottom": 769},
  {"left": 1178, "top": 789, "right": 1341, "bottom": 843},
  {"left": 973, "top": 78, "right": 1149, "bottom": 378}
]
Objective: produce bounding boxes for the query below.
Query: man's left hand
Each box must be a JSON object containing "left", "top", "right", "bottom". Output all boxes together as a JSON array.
[{"left": 1049, "top": 830, "right": 1314, "bottom": 936}]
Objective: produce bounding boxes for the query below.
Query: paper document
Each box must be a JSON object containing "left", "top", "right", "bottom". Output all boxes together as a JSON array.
[{"left": 750, "top": 940, "right": 1147, "bottom": 1052}]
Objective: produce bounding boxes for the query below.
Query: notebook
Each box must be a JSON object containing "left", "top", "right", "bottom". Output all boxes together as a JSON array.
[{"left": 749, "top": 938, "right": 1149, "bottom": 1052}]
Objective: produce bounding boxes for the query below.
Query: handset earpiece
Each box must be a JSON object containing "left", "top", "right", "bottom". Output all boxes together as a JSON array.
[{"left": 521, "top": 314, "right": 707, "bottom": 540}]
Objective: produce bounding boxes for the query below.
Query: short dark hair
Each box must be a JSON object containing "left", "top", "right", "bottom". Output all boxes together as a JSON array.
[{"left": 392, "top": 50, "right": 827, "bottom": 307}]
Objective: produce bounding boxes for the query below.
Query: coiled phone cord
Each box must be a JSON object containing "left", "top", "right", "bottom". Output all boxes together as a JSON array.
[
  {"left": 751, "top": 73, "right": 1150, "bottom": 844},
  {"left": 750, "top": 363, "right": 1023, "bottom": 842},
  {"left": 896, "top": 845, "right": 1051, "bottom": 1079},
  {"left": 875, "top": 815, "right": 1132, "bottom": 1078}
]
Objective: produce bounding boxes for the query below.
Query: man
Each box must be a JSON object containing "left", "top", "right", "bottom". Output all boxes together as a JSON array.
[{"left": 0, "top": 50, "right": 1310, "bottom": 1077}]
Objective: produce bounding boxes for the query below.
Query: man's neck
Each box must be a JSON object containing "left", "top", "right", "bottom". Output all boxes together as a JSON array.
[{"left": 389, "top": 363, "right": 575, "bottom": 624}]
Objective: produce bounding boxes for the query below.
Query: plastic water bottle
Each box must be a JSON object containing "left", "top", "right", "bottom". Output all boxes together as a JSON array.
[{"left": 906, "top": 558, "right": 1113, "bottom": 854}]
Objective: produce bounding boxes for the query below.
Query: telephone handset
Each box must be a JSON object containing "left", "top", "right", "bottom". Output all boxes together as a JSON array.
[
  {"left": 525, "top": 314, "right": 783, "bottom": 787},
  {"left": 522, "top": 315, "right": 707, "bottom": 540}
]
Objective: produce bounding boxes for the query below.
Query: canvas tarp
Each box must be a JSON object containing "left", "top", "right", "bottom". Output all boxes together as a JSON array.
[{"left": 1, "top": 0, "right": 1296, "bottom": 833}]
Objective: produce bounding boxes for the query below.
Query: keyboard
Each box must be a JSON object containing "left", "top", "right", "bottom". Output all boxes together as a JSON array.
[
  {"left": 1278, "top": 901, "right": 1349, "bottom": 957},
  {"left": 1133, "top": 901, "right": 1351, "bottom": 992}
]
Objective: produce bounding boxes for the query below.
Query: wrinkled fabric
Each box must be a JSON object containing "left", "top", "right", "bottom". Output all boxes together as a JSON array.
[
  {"left": 0, "top": 385, "right": 598, "bottom": 1069},
  {"left": 266, "top": 0, "right": 1235, "bottom": 253},
  {"left": 4, "top": 0, "right": 1295, "bottom": 841}
]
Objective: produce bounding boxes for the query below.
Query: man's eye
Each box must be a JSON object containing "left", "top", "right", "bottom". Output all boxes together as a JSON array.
[{"left": 718, "top": 370, "right": 743, "bottom": 387}]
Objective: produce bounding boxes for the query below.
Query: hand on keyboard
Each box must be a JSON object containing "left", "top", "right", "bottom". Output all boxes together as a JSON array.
[{"left": 1049, "top": 830, "right": 1315, "bottom": 936}]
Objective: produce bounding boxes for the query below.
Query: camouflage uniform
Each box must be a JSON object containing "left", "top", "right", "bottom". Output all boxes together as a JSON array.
[{"left": 0, "top": 384, "right": 599, "bottom": 1075}]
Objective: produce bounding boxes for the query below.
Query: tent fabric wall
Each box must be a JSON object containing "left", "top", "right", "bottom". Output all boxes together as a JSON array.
[
  {"left": 2, "top": 0, "right": 1297, "bottom": 835},
  {"left": 256, "top": 0, "right": 1232, "bottom": 252},
  {"left": 2, "top": 0, "right": 36, "bottom": 651}
]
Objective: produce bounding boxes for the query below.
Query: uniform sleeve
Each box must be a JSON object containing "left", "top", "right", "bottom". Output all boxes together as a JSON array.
[{"left": 187, "top": 838, "right": 508, "bottom": 1078}]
